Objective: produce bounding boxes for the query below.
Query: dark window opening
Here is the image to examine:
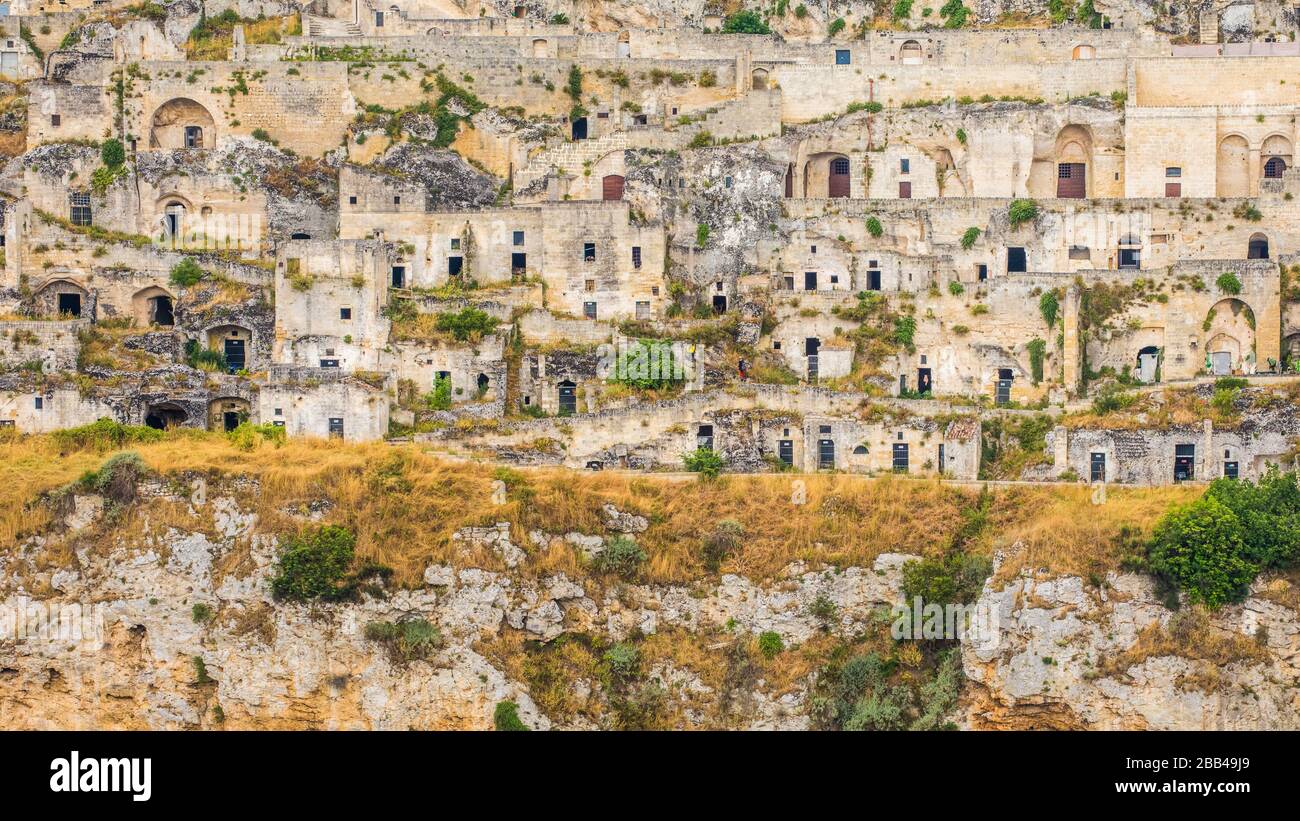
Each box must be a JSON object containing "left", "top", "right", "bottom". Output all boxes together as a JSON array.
[
  {"left": 447, "top": 257, "right": 463, "bottom": 277},
  {"left": 632, "top": 246, "right": 641, "bottom": 268},
  {"left": 223, "top": 338, "right": 246, "bottom": 372},
  {"left": 1006, "top": 247, "right": 1026, "bottom": 273},
  {"left": 583, "top": 242, "right": 596, "bottom": 262},
  {"left": 1224, "top": 461, "right": 1239, "bottom": 479},
  {"left": 583, "top": 301, "right": 597, "bottom": 319},
  {"left": 184, "top": 126, "right": 203, "bottom": 149},
  {"left": 511, "top": 252, "right": 527, "bottom": 274},
  {"left": 1174, "top": 444, "right": 1195, "bottom": 482},
  {"left": 329, "top": 418, "right": 344, "bottom": 439},
  {"left": 558, "top": 381, "right": 577, "bottom": 416},
  {"left": 697, "top": 424, "right": 714, "bottom": 451},
  {"left": 392, "top": 265, "right": 407, "bottom": 287},
  {"left": 1090, "top": 452, "right": 1106, "bottom": 483},
  {"left": 818, "top": 439, "right": 835, "bottom": 469},
  {"left": 57, "top": 293, "right": 82, "bottom": 318},
  {"left": 778, "top": 440, "right": 794, "bottom": 465},
  {"left": 892, "top": 443, "right": 909, "bottom": 473}
]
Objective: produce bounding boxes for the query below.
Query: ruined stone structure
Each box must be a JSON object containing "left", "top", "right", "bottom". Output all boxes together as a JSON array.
[{"left": 1, "top": 0, "right": 1300, "bottom": 481}]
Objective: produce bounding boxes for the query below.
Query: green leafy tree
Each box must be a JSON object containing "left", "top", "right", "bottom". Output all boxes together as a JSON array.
[
  {"left": 1148, "top": 497, "right": 1254, "bottom": 608},
  {"left": 721, "top": 10, "right": 771, "bottom": 33},
  {"left": 270, "top": 525, "right": 357, "bottom": 602}
]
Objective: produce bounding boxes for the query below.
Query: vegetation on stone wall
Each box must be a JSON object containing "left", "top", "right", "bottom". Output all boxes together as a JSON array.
[{"left": 720, "top": 11, "right": 771, "bottom": 34}]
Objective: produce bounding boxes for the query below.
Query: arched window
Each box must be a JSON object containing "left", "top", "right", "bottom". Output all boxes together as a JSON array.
[
  {"left": 1248, "top": 233, "right": 1269, "bottom": 259},
  {"left": 1265, "top": 156, "right": 1287, "bottom": 178},
  {"left": 1072, "top": 44, "right": 1096, "bottom": 60},
  {"left": 900, "top": 40, "right": 923, "bottom": 65}
]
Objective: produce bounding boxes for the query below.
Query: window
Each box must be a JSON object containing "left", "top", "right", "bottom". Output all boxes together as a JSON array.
[
  {"left": 631, "top": 246, "right": 641, "bottom": 268},
  {"left": 328, "top": 418, "right": 344, "bottom": 439},
  {"left": 830, "top": 274, "right": 839, "bottom": 284},
  {"left": 892, "top": 443, "right": 909, "bottom": 473},
  {"left": 636, "top": 301, "right": 650, "bottom": 319},
  {"left": 1006, "top": 247, "right": 1026, "bottom": 273},
  {"left": 320, "top": 359, "right": 339, "bottom": 368},
  {"left": 583, "top": 301, "right": 597, "bottom": 319},
  {"left": 1165, "top": 167, "right": 1181, "bottom": 177},
  {"left": 1090, "top": 452, "right": 1105, "bottom": 483},
  {"left": 778, "top": 440, "right": 794, "bottom": 465},
  {"left": 583, "top": 242, "right": 596, "bottom": 262},
  {"left": 835, "top": 49, "right": 851, "bottom": 65},
  {"left": 831, "top": 158, "right": 850, "bottom": 175},
  {"left": 818, "top": 439, "right": 835, "bottom": 469},
  {"left": 375, "top": 11, "right": 384, "bottom": 26},
  {"left": 651, "top": 286, "right": 659, "bottom": 296},
  {"left": 900, "top": 158, "right": 910, "bottom": 173},
  {"left": 348, "top": 196, "right": 357, "bottom": 205},
  {"left": 585, "top": 279, "right": 595, "bottom": 292},
  {"left": 697, "top": 424, "right": 714, "bottom": 451},
  {"left": 447, "top": 257, "right": 462, "bottom": 276},
  {"left": 977, "top": 264, "right": 988, "bottom": 282},
  {"left": 272, "top": 420, "right": 286, "bottom": 428},
  {"left": 393, "top": 196, "right": 400, "bottom": 205},
  {"left": 34, "top": 397, "right": 43, "bottom": 410},
  {"left": 1118, "top": 248, "right": 1140, "bottom": 269},
  {"left": 69, "top": 192, "right": 91, "bottom": 226},
  {"left": 274, "top": 408, "right": 283, "bottom": 416},
  {"left": 184, "top": 126, "right": 203, "bottom": 148},
  {"left": 1224, "top": 461, "right": 1239, "bottom": 479},
  {"left": 392, "top": 265, "right": 406, "bottom": 287},
  {"left": 899, "top": 181, "right": 911, "bottom": 198},
  {"left": 51, "top": 114, "right": 60, "bottom": 127},
  {"left": 450, "top": 238, "right": 461, "bottom": 250},
  {"left": 1165, "top": 182, "right": 1181, "bottom": 198},
  {"left": 340, "top": 308, "right": 352, "bottom": 320},
  {"left": 513, "top": 230, "right": 525, "bottom": 246},
  {"left": 1068, "top": 246, "right": 1090, "bottom": 260}
]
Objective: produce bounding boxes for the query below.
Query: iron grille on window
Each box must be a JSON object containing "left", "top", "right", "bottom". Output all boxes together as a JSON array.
[
  {"left": 69, "top": 192, "right": 91, "bottom": 226},
  {"left": 1057, "top": 165, "right": 1073, "bottom": 178},
  {"left": 831, "top": 158, "right": 850, "bottom": 175}
]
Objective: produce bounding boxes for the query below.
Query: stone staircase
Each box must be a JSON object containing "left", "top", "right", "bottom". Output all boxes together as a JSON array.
[
  {"left": 1198, "top": 10, "right": 1219, "bottom": 44},
  {"left": 515, "top": 131, "right": 631, "bottom": 189},
  {"left": 306, "top": 14, "right": 363, "bottom": 37}
]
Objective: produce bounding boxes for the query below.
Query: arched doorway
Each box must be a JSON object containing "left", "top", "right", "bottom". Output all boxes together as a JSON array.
[
  {"left": 601, "top": 174, "right": 625, "bottom": 200},
  {"left": 1072, "top": 44, "right": 1096, "bottom": 60},
  {"left": 557, "top": 380, "right": 576, "bottom": 416},
  {"left": 145, "top": 402, "right": 189, "bottom": 430},
  {"left": 162, "top": 199, "right": 186, "bottom": 245},
  {"left": 1248, "top": 233, "right": 1269, "bottom": 259},
  {"left": 150, "top": 98, "right": 216, "bottom": 149},
  {"left": 899, "top": 40, "right": 923, "bottom": 65},
  {"left": 132, "top": 286, "right": 174, "bottom": 326},
  {"left": 208, "top": 397, "right": 249, "bottom": 432},
  {"left": 1055, "top": 125, "right": 1091, "bottom": 198},
  {"left": 572, "top": 117, "right": 588, "bottom": 141},
  {"left": 804, "top": 153, "right": 851, "bottom": 198},
  {"left": 38, "top": 279, "right": 89, "bottom": 319},
  {"left": 532, "top": 39, "right": 547, "bottom": 58},
  {"left": 1136, "top": 345, "right": 1160, "bottom": 382},
  {"left": 1204, "top": 298, "right": 1256, "bottom": 375},
  {"left": 1217, "top": 135, "right": 1250, "bottom": 196},
  {"left": 751, "top": 68, "right": 768, "bottom": 90}
]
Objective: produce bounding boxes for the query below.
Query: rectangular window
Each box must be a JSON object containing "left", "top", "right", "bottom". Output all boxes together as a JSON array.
[
  {"left": 1224, "top": 461, "right": 1239, "bottom": 479},
  {"left": 1165, "top": 167, "right": 1181, "bottom": 177},
  {"left": 450, "top": 238, "right": 461, "bottom": 250},
  {"left": 328, "top": 418, "right": 344, "bottom": 439},
  {"left": 636, "top": 301, "right": 650, "bottom": 319},
  {"left": 900, "top": 158, "right": 910, "bottom": 173},
  {"left": 1118, "top": 248, "right": 1140, "bottom": 269},
  {"left": 447, "top": 257, "right": 462, "bottom": 276},
  {"left": 818, "top": 440, "right": 835, "bottom": 469},
  {"left": 340, "top": 308, "right": 352, "bottom": 320},
  {"left": 778, "top": 440, "right": 793, "bottom": 465},
  {"left": 585, "top": 279, "right": 595, "bottom": 292},
  {"left": 892, "top": 443, "right": 909, "bottom": 473},
  {"left": 375, "top": 11, "right": 384, "bottom": 26},
  {"left": 69, "top": 192, "right": 91, "bottom": 226},
  {"left": 631, "top": 246, "right": 641, "bottom": 269},
  {"left": 976, "top": 264, "right": 988, "bottom": 282},
  {"left": 51, "top": 114, "right": 60, "bottom": 127},
  {"left": 513, "top": 230, "right": 525, "bottom": 246},
  {"left": 583, "top": 301, "right": 597, "bottom": 319},
  {"left": 320, "top": 359, "right": 339, "bottom": 368},
  {"left": 348, "top": 196, "right": 357, "bottom": 205},
  {"left": 391, "top": 265, "right": 406, "bottom": 287},
  {"left": 835, "top": 49, "right": 851, "bottom": 65},
  {"left": 393, "top": 196, "right": 400, "bottom": 205},
  {"left": 697, "top": 424, "right": 714, "bottom": 451},
  {"left": 1165, "top": 182, "right": 1181, "bottom": 198},
  {"left": 583, "top": 242, "right": 596, "bottom": 262},
  {"left": 34, "top": 397, "right": 43, "bottom": 410}
]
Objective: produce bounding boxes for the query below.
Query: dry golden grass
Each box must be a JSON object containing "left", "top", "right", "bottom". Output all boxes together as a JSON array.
[{"left": 0, "top": 432, "right": 1206, "bottom": 589}]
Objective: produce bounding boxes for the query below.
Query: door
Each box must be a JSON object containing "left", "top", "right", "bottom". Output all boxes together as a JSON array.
[
  {"left": 1211, "top": 351, "right": 1232, "bottom": 375},
  {"left": 996, "top": 369, "right": 1012, "bottom": 405},
  {"left": 868, "top": 269, "right": 881, "bottom": 290},
  {"left": 784, "top": 165, "right": 793, "bottom": 198},
  {"left": 151, "top": 296, "right": 174, "bottom": 326},
  {"left": 712, "top": 295, "right": 727, "bottom": 314},
  {"left": 223, "top": 339, "right": 246, "bottom": 373},
  {"left": 601, "top": 175, "right": 625, "bottom": 201},
  {"left": 1090, "top": 452, "right": 1105, "bottom": 483},
  {"left": 1174, "top": 444, "right": 1195, "bottom": 482},
  {"left": 1165, "top": 182, "right": 1181, "bottom": 198},
  {"left": 1224, "top": 461, "right": 1239, "bottom": 479},
  {"left": 892, "top": 443, "right": 909, "bottom": 473},
  {"left": 391, "top": 266, "right": 406, "bottom": 288},
  {"left": 571, "top": 118, "right": 587, "bottom": 140},
  {"left": 917, "top": 368, "right": 932, "bottom": 395},
  {"left": 57, "top": 293, "right": 81, "bottom": 317},
  {"left": 898, "top": 181, "right": 911, "bottom": 199},
  {"left": 828, "top": 157, "right": 850, "bottom": 198},
  {"left": 223, "top": 411, "right": 240, "bottom": 432},
  {"left": 511, "top": 253, "right": 527, "bottom": 275},
  {"left": 1056, "top": 163, "right": 1086, "bottom": 198},
  {"left": 697, "top": 424, "right": 714, "bottom": 451},
  {"left": 328, "top": 418, "right": 344, "bottom": 439},
  {"left": 806, "top": 338, "right": 820, "bottom": 381},
  {"left": 804, "top": 271, "right": 817, "bottom": 290},
  {"left": 818, "top": 439, "right": 835, "bottom": 469},
  {"left": 778, "top": 440, "right": 793, "bottom": 465},
  {"left": 937, "top": 444, "right": 944, "bottom": 473},
  {"left": 558, "top": 382, "right": 576, "bottom": 416}
]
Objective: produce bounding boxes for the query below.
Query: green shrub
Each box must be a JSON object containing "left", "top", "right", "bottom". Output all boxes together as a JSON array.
[
  {"left": 807, "top": 594, "right": 838, "bottom": 626},
  {"left": 51, "top": 418, "right": 163, "bottom": 452},
  {"left": 100, "top": 138, "right": 126, "bottom": 168},
  {"left": 720, "top": 10, "right": 771, "bottom": 33},
  {"left": 757, "top": 631, "right": 785, "bottom": 659},
  {"left": 959, "top": 227, "right": 980, "bottom": 249},
  {"left": 436, "top": 307, "right": 498, "bottom": 341},
  {"left": 610, "top": 340, "right": 678, "bottom": 390},
  {"left": 1008, "top": 199, "right": 1038, "bottom": 227},
  {"left": 696, "top": 223, "right": 710, "bottom": 248},
  {"left": 364, "top": 618, "right": 443, "bottom": 662},
  {"left": 866, "top": 216, "right": 883, "bottom": 237},
  {"left": 687, "top": 130, "right": 714, "bottom": 149},
  {"left": 1039, "top": 290, "right": 1059, "bottom": 328},
  {"left": 893, "top": 315, "right": 917, "bottom": 348},
  {"left": 184, "top": 339, "right": 228, "bottom": 372},
  {"left": 604, "top": 642, "right": 640, "bottom": 679},
  {"left": 1216, "top": 272, "right": 1243, "bottom": 294},
  {"left": 1027, "top": 338, "right": 1046, "bottom": 384},
  {"left": 1090, "top": 382, "right": 1137, "bottom": 415},
  {"left": 593, "top": 535, "right": 648, "bottom": 578},
  {"left": 270, "top": 525, "right": 357, "bottom": 602},
  {"left": 955, "top": 127, "right": 967, "bottom": 144},
  {"left": 892, "top": 0, "right": 914, "bottom": 20},
  {"left": 425, "top": 374, "right": 453, "bottom": 410},
  {"left": 71, "top": 451, "right": 150, "bottom": 506},
  {"left": 192, "top": 603, "right": 214, "bottom": 623},
  {"left": 948, "top": 280, "right": 964, "bottom": 296},
  {"left": 683, "top": 446, "right": 724, "bottom": 478},
  {"left": 169, "top": 257, "right": 206, "bottom": 287},
  {"left": 227, "top": 422, "right": 284, "bottom": 451},
  {"left": 702, "top": 519, "right": 744, "bottom": 571},
  {"left": 901, "top": 552, "right": 992, "bottom": 607},
  {"left": 493, "top": 700, "right": 529, "bottom": 730},
  {"left": 828, "top": 17, "right": 846, "bottom": 35},
  {"left": 1148, "top": 496, "right": 1254, "bottom": 608}
]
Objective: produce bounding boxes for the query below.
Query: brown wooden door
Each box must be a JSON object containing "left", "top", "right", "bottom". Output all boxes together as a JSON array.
[
  {"left": 828, "top": 157, "right": 850, "bottom": 198},
  {"left": 1164, "top": 182, "right": 1181, "bottom": 198},
  {"left": 898, "top": 181, "right": 912, "bottom": 199},
  {"left": 601, "top": 174, "right": 624, "bottom": 201},
  {"left": 784, "top": 164, "right": 793, "bottom": 198},
  {"left": 1056, "top": 163, "right": 1086, "bottom": 198}
]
